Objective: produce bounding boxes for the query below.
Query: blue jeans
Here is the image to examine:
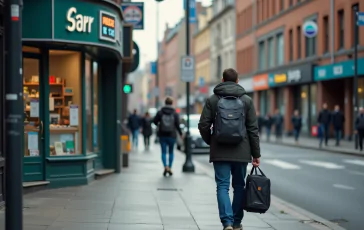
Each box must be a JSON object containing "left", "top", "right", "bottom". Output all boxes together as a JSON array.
[
  {"left": 319, "top": 124, "right": 329, "bottom": 146},
  {"left": 293, "top": 128, "right": 300, "bottom": 141},
  {"left": 266, "top": 128, "right": 271, "bottom": 141},
  {"left": 160, "top": 137, "right": 176, "bottom": 168},
  {"left": 335, "top": 128, "right": 342, "bottom": 145},
  {"left": 132, "top": 129, "right": 139, "bottom": 148},
  {"left": 213, "top": 162, "right": 248, "bottom": 228}
]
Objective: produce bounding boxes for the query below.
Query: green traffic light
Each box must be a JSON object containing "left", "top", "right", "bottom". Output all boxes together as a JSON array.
[{"left": 123, "top": 84, "right": 132, "bottom": 94}]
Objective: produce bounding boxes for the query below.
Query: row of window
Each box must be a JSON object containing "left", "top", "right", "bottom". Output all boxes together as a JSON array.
[
  {"left": 258, "top": 33, "right": 284, "bottom": 71},
  {"left": 237, "top": 46, "right": 254, "bottom": 75},
  {"left": 236, "top": 5, "right": 253, "bottom": 35}
]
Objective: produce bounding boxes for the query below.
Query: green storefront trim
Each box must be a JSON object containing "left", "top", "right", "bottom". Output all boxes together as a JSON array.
[{"left": 22, "top": 0, "right": 124, "bottom": 188}]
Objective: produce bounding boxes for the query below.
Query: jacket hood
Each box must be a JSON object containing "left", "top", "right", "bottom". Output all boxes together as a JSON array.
[
  {"left": 213, "top": 82, "right": 246, "bottom": 97},
  {"left": 161, "top": 105, "right": 175, "bottom": 114}
]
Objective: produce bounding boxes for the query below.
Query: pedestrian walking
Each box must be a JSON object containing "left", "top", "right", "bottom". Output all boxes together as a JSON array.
[
  {"left": 153, "top": 97, "right": 183, "bottom": 176},
  {"left": 265, "top": 113, "right": 273, "bottom": 142},
  {"left": 274, "top": 109, "right": 284, "bottom": 143},
  {"left": 317, "top": 103, "right": 331, "bottom": 148},
  {"left": 128, "top": 109, "right": 141, "bottom": 150},
  {"left": 198, "top": 68, "right": 261, "bottom": 230},
  {"left": 355, "top": 108, "right": 364, "bottom": 151},
  {"left": 291, "top": 110, "right": 302, "bottom": 144},
  {"left": 331, "top": 105, "right": 345, "bottom": 146},
  {"left": 141, "top": 111, "right": 153, "bottom": 151},
  {"left": 256, "top": 110, "right": 265, "bottom": 134}
]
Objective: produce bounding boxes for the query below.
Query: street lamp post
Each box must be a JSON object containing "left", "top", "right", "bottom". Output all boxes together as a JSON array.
[
  {"left": 155, "top": 0, "right": 162, "bottom": 109},
  {"left": 182, "top": 0, "right": 195, "bottom": 173},
  {"left": 5, "top": 0, "right": 24, "bottom": 229}
]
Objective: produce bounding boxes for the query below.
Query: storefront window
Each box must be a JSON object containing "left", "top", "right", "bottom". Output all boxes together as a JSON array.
[
  {"left": 310, "top": 84, "right": 317, "bottom": 131},
  {"left": 93, "top": 62, "right": 100, "bottom": 151},
  {"left": 85, "top": 57, "right": 92, "bottom": 153},
  {"left": 48, "top": 50, "right": 82, "bottom": 156},
  {"left": 267, "top": 90, "right": 272, "bottom": 113},
  {"left": 300, "top": 85, "right": 309, "bottom": 134},
  {"left": 275, "top": 88, "right": 285, "bottom": 115},
  {"left": 358, "top": 78, "right": 364, "bottom": 107},
  {"left": 259, "top": 91, "right": 268, "bottom": 115}
]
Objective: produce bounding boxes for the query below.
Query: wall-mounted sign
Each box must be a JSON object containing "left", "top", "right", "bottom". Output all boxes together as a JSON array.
[
  {"left": 314, "top": 58, "right": 364, "bottom": 81},
  {"left": 66, "top": 7, "right": 94, "bottom": 33},
  {"left": 252, "top": 74, "right": 269, "bottom": 91},
  {"left": 99, "top": 10, "right": 118, "bottom": 43},
  {"left": 121, "top": 2, "right": 144, "bottom": 30},
  {"left": 268, "top": 64, "right": 312, "bottom": 87},
  {"left": 303, "top": 21, "right": 318, "bottom": 38}
]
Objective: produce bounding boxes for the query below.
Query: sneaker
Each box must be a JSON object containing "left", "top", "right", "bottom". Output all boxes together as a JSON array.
[
  {"left": 233, "top": 224, "right": 242, "bottom": 230},
  {"left": 223, "top": 226, "right": 233, "bottom": 230}
]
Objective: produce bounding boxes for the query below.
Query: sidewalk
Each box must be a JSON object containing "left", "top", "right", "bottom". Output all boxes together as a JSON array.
[
  {"left": 260, "top": 133, "right": 364, "bottom": 157},
  {"left": 0, "top": 142, "right": 345, "bottom": 230}
]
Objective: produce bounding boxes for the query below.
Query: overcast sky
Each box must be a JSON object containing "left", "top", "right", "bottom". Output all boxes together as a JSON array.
[{"left": 131, "top": 0, "right": 212, "bottom": 70}]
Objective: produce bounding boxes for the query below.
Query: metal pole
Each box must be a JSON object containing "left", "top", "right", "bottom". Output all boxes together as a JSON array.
[
  {"left": 353, "top": 5, "right": 359, "bottom": 144},
  {"left": 183, "top": 0, "right": 195, "bottom": 173},
  {"left": 155, "top": 1, "right": 160, "bottom": 109},
  {"left": 5, "top": 0, "right": 23, "bottom": 229}
]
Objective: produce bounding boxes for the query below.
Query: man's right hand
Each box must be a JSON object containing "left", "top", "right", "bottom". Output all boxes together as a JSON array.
[{"left": 252, "top": 158, "right": 260, "bottom": 167}]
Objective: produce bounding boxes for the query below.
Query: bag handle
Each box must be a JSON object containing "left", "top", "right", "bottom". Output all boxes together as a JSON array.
[{"left": 249, "top": 166, "right": 266, "bottom": 177}]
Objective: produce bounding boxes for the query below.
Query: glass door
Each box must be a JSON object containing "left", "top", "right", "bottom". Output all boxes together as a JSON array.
[{"left": 23, "top": 55, "right": 44, "bottom": 182}]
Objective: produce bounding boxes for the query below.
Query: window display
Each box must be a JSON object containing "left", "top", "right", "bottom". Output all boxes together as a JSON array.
[
  {"left": 93, "top": 62, "right": 100, "bottom": 151},
  {"left": 48, "top": 50, "right": 82, "bottom": 156},
  {"left": 86, "top": 57, "right": 92, "bottom": 153}
]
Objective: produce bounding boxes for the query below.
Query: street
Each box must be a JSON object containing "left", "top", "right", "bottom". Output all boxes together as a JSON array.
[{"left": 192, "top": 143, "right": 364, "bottom": 230}]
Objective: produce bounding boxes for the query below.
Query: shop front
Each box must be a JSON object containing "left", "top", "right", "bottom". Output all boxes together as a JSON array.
[
  {"left": 314, "top": 58, "right": 364, "bottom": 139},
  {"left": 22, "top": 0, "right": 124, "bottom": 187},
  {"left": 268, "top": 64, "right": 313, "bottom": 135},
  {"left": 252, "top": 74, "right": 269, "bottom": 115},
  {"left": 239, "top": 77, "right": 254, "bottom": 99}
]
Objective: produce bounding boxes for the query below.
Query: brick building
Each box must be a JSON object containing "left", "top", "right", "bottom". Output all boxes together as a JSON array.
[{"left": 236, "top": 0, "right": 364, "bottom": 138}]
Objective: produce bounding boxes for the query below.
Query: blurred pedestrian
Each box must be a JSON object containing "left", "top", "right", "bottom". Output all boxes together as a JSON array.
[
  {"left": 265, "top": 113, "right": 273, "bottom": 142},
  {"left": 198, "top": 68, "right": 260, "bottom": 230},
  {"left": 128, "top": 109, "right": 141, "bottom": 150},
  {"left": 291, "top": 110, "right": 302, "bottom": 144},
  {"left": 355, "top": 107, "right": 364, "bottom": 151},
  {"left": 274, "top": 109, "right": 284, "bottom": 143},
  {"left": 256, "top": 110, "right": 265, "bottom": 134},
  {"left": 153, "top": 97, "right": 182, "bottom": 176},
  {"left": 141, "top": 112, "right": 153, "bottom": 151},
  {"left": 331, "top": 105, "right": 345, "bottom": 146},
  {"left": 317, "top": 103, "right": 331, "bottom": 148}
]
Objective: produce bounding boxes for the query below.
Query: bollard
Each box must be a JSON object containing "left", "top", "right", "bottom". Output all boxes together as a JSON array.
[{"left": 121, "top": 135, "right": 130, "bottom": 168}]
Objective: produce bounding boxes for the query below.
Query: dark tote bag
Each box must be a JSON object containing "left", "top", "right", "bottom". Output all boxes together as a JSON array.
[{"left": 243, "top": 166, "right": 271, "bottom": 214}]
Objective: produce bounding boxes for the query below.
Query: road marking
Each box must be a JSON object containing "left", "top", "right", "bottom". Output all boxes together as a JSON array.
[
  {"left": 299, "top": 160, "right": 345, "bottom": 169},
  {"left": 264, "top": 159, "right": 301, "bottom": 169},
  {"left": 343, "top": 159, "right": 364, "bottom": 166},
  {"left": 333, "top": 184, "right": 355, "bottom": 190},
  {"left": 348, "top": 170, "right": 364, "bottom": 176}
]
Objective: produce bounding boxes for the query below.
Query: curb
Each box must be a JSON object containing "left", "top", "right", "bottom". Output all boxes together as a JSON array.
[
  {"left": 260, "top": 140, "right": 364, "bottom": 158},
  {"left": 191, "top": 158, "right": 346, "bottom": 230}
]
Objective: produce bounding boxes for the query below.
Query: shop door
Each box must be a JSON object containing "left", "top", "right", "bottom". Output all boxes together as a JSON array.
[{"left": 23, "top": 55, "right": 45, "bottom": 182}]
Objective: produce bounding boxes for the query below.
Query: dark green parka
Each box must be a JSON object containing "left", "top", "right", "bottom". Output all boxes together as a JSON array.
[{"left": 198, "top": 82, "right": 261, "bottom": 163}]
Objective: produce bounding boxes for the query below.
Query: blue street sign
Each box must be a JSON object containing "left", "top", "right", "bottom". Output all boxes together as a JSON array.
[
  {"left": 199, "top": 77, "right": 204, "bottom": 87},
  {"left": 183, "top": 0, "right": 197, "bottom": 24},
  {"left": 358, "top": 12, "right": 364, "bottom": 26},
  {"left": 150, "top": 62, "right": 157, "bottom": 75}
]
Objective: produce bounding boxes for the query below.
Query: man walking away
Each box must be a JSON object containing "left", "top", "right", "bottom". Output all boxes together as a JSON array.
[
  {"left": 317, "top": 103, "right": 331, "bottom": 148},
  {"left": 291, "top": 110, "right": 302, "bottom": 144},
  {"left": 274, "top": 109, "right": 284, "bottom": 143},
  {"left": 141, "top": 112, "right": 153, "bottom": 151},
  {"left": 153, "top": 97, "right": 183, "bottom": 176},
  {"left": 198, "top": 68, "right": 261, "bottom": 230},
  {"left": 128, "top": 109, "right": 141, "bottom": 150},
  {"left": 355, "top": 108, "right": 364, "bottom": 151},
  {"left": 332, "top": 105, "right": 345, "bottom": 146}
]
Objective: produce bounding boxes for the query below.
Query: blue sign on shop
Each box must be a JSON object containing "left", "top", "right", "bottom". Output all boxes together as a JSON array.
[
  {"left": 314, "top": 58, "right": 364, "bottom": 81},
  {"left": 150, "top": 62, "right": 157, "bottom": 75}
]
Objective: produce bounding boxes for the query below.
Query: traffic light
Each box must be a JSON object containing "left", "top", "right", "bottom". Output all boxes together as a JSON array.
[{"left": 123, "top": 84, "right": 133, "bottom": 94}]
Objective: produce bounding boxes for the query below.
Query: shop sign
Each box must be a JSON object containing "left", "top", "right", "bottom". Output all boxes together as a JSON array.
[
  {"left": 268, "top": 64, "right": 312, "bottom": 87},
  {"left": 238, "top": 77, "right": 253, "bottom": 93},
  {"left": 121, "top": 2, "right": 144, "bottom": 30},
  {"left": 22, "top": 0, "right": 124, "bottom": 55},
  {"left": 253, "top": 74, "right": 269, "bottom": 91},
  {"left": 314, "top": 58, "right": 364, "bottom": 81},
  {"left": 303, "top": 21, "right": 318, "bottom": 38}
]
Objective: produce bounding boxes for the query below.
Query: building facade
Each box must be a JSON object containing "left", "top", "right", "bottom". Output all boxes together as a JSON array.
[
  {"left": 16, "top": 0, "right": 131, "bottom": 189},
  {"left": 210, "top": 0, "right": 236, "bottom": 87},
  {"left": 236, "top": 0, "right": 364, "bottom": 138},
  {"left": 193, "top": 5, "right": 213, "bottom": 113}
]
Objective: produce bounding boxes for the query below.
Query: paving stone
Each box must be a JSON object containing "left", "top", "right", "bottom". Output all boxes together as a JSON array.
[{"left": 108, "top": 223, "right": 163, "bottom": 230}]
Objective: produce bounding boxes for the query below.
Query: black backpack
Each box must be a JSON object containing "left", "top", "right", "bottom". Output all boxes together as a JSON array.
[
  {"left": 160, "top": 113, "right": 175, "bottom": 133},
  {"left": 243, "top": 167, "right": 271, "bottom": 214},
  {"left": 214, "top": 95, "right": 246, "bottom": 144}
]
